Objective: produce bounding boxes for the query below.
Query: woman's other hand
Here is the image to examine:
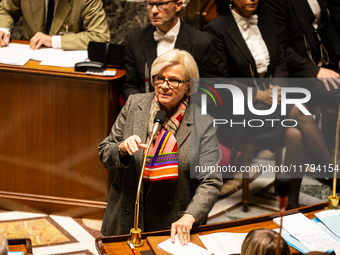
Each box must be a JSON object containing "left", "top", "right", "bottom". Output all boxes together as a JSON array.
[
  {"left": 170, "top": 214, "right": 196, "bottom": 245},
  {"left": 256, "top": 85, "right": 281, "bottom": 105},
  {"left": 118, "top": 135, "right": 147, "bottom": 156}
]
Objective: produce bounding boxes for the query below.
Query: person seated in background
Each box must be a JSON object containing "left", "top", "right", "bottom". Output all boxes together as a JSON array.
[
  {"left": 241, "top": 229, "right": 291, "bottom": 255},
  {"left": 203, "top": 0, "right": 335, "bottom": 209},
  {"left": 327, "top": 0, "right": 340, "bottom": 39},
  {"left": 99, "top": 49, "right": 223, "bottom": 245},
  {"left": 265, "top": 0, "right": 340, "bottom": 86},
  {"left": 121, "top": 0, "right": 225, "bottom": 102},
  {"left": 266, "top": 0, "right": 340, "bottom": 190},
  {"left": 0, "top": 235, "right": 8, "bottom": 255},
  {"left": 0, "top": 0, "right": 110, "bottom": 50}
]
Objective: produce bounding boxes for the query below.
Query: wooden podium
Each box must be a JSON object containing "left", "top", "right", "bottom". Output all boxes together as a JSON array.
[
  {"left": 0, "top": 40, "right": 125, "bottom": 219},
  {"left": 96, "top": 203, "right": 328, "bottom": 255}
]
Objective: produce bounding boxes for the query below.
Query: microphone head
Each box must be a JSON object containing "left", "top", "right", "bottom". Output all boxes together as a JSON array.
[
  {"left": 154, "top": 110, "right": 167, "bottom": 125},
  {"left": 277, "top": 177, "right": 290, "bottom": 197}
]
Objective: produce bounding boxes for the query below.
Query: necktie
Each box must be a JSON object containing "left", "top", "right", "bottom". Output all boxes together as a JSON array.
[
  {"left": 45, "top": 0, "right": 55, "bottom": 35},
  {"left": 239, "top": 14, "right": 258, "bottom": 30},
  {"left": 153, "top": 31, "right": 176, "bottom": 42}
]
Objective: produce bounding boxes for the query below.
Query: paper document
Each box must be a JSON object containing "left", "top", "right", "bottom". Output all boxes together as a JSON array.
[
  {"left": 157, "top": 235, "right": 213, "bottom": 255},
  {"left": 273, "top": 213, "right": 340, "bottom": 252},
  {"left": 0, "top": 42, "right": 87, "bottom": 67},
  {"left": 199, "top": 232, "right": 247, "bottom": 255},
  {"left": 31, "top": 48, "right": 88, "bottom": 67},
  {"left": 315, "top": 210, "right": 340, "bottom": 238},
  {"left": 334, "top": 242, "right": 340, "bottom": 255},
  {"left": 0, "top": 43, "right": 32, "bottom": 65}
]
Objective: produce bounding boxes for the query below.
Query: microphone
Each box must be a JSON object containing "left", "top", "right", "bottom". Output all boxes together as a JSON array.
[
  {"left": 276, "top": 176, "right": 290, "bottom": 255},
  {"left": 129, "top": 110, "right": 167, "bottom": 247},
  {"left": 151, "top": 110, "right": 167, "bottom": 137}
]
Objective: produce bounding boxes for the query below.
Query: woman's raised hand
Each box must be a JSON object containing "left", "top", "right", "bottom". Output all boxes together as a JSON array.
[{"left": 118, "top": 135, "right": 147, "bottom": 156}]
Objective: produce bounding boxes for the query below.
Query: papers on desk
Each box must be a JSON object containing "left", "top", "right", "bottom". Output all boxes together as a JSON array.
[
  {"left": 0, "top": 43, "right": 87, "bottom": 67},
  {"left": 315, "top": 209, "right": 340, "bottom": 238},
  {"left": 199, "top": 232, "right": 248, "bottom": 255},
  {"left": 334, "top": 242, "right": 340, "bottom": 255},
  {"left": 157, "top": 235, "right": 213, "bottom": 255},
  {"left": 32, "top": 48, "right": 87, "bottom": 67},
  {"left": 273, "top": 212, "right": 340, "bottom": 253},
  {"left": 0, "top": 43, "right": 31, "bottom": 65},
  {"left": 156, "top": 232, "right": 247, "bottom": 255}
]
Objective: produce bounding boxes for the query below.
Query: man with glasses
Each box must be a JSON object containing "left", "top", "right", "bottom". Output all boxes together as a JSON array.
[{"left": 121, "top": 0, "right": 224, "bottom": 102}]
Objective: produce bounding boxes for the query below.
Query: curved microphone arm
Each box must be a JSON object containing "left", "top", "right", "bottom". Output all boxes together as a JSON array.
[
  {"left": 133, "top": 122, "right": 161, "bottom": 231},
  {"left": 129, "top": 110, "right": 166, "bottom": 246}
]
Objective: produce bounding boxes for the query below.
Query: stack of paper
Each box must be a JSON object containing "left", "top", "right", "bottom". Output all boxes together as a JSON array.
[
  {"left": 273, "top": 212, "right": 340, "bottom": 253},
  {"left": 315, "top": 209, "right": 340, "bottom": 238},
  {"left": 0, "top": 43, "right": 32, "bottom": 65},
  {"left": 199, "top": 232, "right": 248, "bottom": 255},
  {"left": 31, "top": 48, "right": 87, "bottom": 67},
  {"left": 157, "top": 235, "right": 213, "bottom": 255},
  {"left": 0, "top": 42, "right": 87, "bottom": 67}
]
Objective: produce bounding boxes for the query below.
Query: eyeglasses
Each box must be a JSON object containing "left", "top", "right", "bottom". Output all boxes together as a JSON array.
[
  {"left": 144, "top": 1, "right": 177, "bottom": 10},
  {"left": 152, "top": 74, "right": 187, "bottom": 89}
]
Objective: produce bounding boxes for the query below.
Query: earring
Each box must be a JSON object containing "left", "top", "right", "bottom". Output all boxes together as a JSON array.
[{"left": 229, "top": 1, "right": 232, "bottom": 9}]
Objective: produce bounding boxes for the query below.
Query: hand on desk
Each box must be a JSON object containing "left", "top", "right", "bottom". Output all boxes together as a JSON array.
[
  {"left": 171, "top": 213, "right": 196, "bottom": 246},
  {"left": 30, "top": 32, "right": 52, "bottom": 50},
  {"left": 0, "top": 30, "right": 10, "bottom": 47}
]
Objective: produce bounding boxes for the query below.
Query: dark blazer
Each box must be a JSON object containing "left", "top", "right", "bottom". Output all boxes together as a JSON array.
[
  {"left": 99, "top": 93, "right": 223, "bottom": 236},
  {"left": 121, "top": 21, "right": 225, "bottom": 101},
  {"left": 327, "top": 0, "right": 340, "bottom": 38},
  {"left": 202, "top": 10, "right": 289, "bottom": 149},
  {"left": 204, "top": 10, "right": 288, "bottom": 79},
  {"left": 266, "top": 0, "right": 340, "bottom": 77}
]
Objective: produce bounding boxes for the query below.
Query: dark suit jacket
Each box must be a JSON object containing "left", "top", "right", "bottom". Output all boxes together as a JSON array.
[
  {"left": 203, "top": 10, "right": 289, "bottom": 149},
  {"left": 204, "top": 10, "right": 288, "bottom": 79},
  {"left": 121, "top": 21, "right": 225, "bottom": 101},
  {"left": 266, "top": 0, "right": 340, "bottom": 77},
  {"left": 99, "top": 93, "right": 222, "bottom": 236},
  {"left": 327, "top": 0, "right": 340, "bottom": 38}
]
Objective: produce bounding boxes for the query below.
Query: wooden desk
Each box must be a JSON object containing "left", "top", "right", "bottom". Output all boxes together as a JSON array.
[
  {"left": 0, "top": 40, "right": 125, "bottom": 219},
  {"left": 8, "top": 238, "right": 33, "bottom": 255},
  {"left": 95, "top": 203, "right": 327, "bottom": 255}
]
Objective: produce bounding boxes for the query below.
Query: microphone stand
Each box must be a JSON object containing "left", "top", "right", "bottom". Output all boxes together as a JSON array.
[
  {"left": 327, "top": 104, "right": 340, "bottom": 210},
  {"left": 129, "top": 112, "right": 165, "bottom": 247}
]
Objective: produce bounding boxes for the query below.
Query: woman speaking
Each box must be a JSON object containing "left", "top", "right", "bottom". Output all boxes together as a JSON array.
[{"left": 99, "top": 49, "right": 222, "bottom": 244}]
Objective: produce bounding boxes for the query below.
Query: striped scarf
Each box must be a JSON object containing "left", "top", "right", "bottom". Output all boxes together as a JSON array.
[{"left": 143, "top": 95, "right": 188, "bottom": 181}]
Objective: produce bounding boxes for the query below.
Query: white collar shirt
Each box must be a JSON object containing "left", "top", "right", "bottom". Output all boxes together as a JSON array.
[
  {"left": 155, "top": 18, "right": 181, "bottom": 57},
  {"left": 232, "top": 9, "right": 270, "bottom": 77},
  {"left": 306, "top": 0, "right": 321, "bottom": 29}
]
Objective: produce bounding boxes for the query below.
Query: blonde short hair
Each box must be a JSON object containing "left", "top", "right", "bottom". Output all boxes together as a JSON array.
[
  {"left": 241, "top": 229, "right": 291, "bottom": 255},
  {"left": 150, "top": 49, "right": 199, "bottom": 95}
]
